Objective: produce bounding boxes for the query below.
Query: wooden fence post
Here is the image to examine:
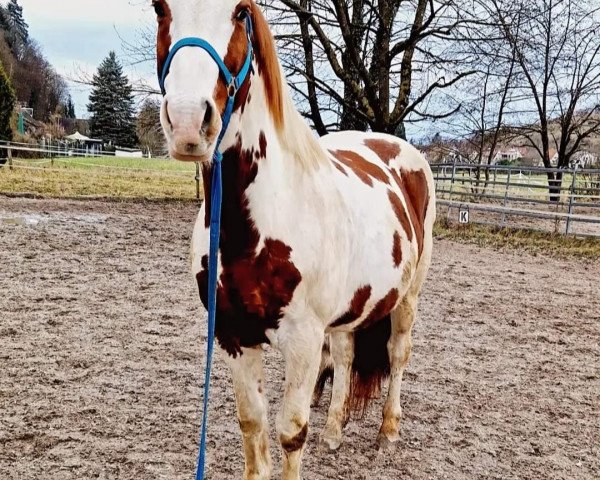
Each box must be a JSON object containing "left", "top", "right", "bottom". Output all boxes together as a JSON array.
[
  {"left": 446, "top": 159, "right": 457, "bottom": 221},
  {"left": 8, "top": 148, "right": 12, "bottom": 170},
  {"left": 195, "top": 162, "right": 201, "bottom": 201},
  {"left": 500, "top": 167, "right": 512, "bottom": 227},
  {"left": 565, "top": 166, "right": 578, "bottom": 235}
]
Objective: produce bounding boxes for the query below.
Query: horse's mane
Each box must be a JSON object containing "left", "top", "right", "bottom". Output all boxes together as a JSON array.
[{"left": 250, "top": 2, "right": 327, "bottom": 171}]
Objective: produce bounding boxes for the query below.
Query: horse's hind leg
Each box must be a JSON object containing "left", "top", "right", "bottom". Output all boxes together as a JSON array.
[
  {"left": 379, "top": 204, "right": 433, "bottom": 450},
  {"left": 276, "top": 319, "right": 324, "bottom": 480},
  {"left": 377, "top": 293, "right": 417, "bottom": 449},
  {"left": 224, "top": 346, "right": 272, "bottom": 480},
  {"left": 320, "top": 332, "right": 353, "bottom": 451}
]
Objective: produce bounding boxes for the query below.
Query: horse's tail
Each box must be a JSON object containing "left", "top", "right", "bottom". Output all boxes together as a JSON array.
[{"left": 348, "top": 315, "right": 392, "bottom": 416}]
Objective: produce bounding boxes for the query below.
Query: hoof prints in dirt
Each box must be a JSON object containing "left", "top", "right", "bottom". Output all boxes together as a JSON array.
[{"left": 1, "top": 197, "right": 599, "bottom": 479}]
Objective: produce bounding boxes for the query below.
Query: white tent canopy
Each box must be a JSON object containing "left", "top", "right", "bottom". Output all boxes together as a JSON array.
[
  {"left": 65, "top": 131, "right": 103, "bottom": 143},
  {"left": 65, "top": 131, "right": 90, "bottom": 141}
]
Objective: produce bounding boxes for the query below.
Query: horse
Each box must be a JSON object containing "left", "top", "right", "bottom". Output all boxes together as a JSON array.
[{"left": 153, "top": 1, "right": 436, "bottom": 478}]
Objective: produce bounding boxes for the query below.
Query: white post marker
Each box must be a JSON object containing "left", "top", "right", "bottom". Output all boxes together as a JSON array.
[{"left": 459, "top": 205, "right": 470, "bottom": 224}]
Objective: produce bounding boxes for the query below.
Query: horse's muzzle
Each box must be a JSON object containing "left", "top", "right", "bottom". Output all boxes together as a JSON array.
[{"left": 161, "top": 96, "right": 220, "bottom": 162}]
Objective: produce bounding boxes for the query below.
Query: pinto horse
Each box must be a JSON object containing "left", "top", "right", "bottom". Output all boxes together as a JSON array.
[{"left": 153, "top": 1, "right": 435, "bottom": 478}]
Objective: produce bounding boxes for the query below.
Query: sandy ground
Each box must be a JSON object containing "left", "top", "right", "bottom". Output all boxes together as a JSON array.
[{"left": 1, "top": 197, "right": 599, "bottom": 480}]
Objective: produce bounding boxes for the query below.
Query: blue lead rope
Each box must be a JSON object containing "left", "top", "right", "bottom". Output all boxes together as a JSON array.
[
  {"left": 195, "top": 96, "right": 233, "bottom": 480},
  {"left": 159, "top": 14, "right": 254, "bottom": 480}
]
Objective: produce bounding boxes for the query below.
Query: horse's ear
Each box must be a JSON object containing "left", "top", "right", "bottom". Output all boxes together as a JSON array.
[{"left": 249, "top": 1, "right": 284, "bottom": 131}]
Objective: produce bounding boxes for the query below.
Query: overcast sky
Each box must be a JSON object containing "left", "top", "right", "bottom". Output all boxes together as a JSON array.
[{"left": 19, "top": 0, "right": 156, "bottom": 118}]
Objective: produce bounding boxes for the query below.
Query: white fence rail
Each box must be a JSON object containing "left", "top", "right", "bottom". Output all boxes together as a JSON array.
[
  {"left": 0, "top": 139, "right": 115, "bottom": 158},
  {"left": 431, "top": 162, "right": 600, "bottom": 237},
  {"left": 2, "top": 144, "right": 600, "bottom": 234}
]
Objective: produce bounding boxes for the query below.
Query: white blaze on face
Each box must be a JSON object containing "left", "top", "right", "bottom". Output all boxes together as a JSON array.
[{"left": 156, "top": 0, "right": 243, "bottom": 162}]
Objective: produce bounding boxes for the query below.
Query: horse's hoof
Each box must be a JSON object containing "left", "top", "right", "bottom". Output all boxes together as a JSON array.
[
  {"left": 376, "top": 432, "right": 399, "bottom": 452},
  {"left": 319, "top": 435, "right": 342, "bottom": 451},
  {"left": 244, "top": 472, "right": 271, "bottom": 480}
]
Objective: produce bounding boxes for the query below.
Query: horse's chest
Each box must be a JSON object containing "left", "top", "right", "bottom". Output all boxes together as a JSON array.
[{"left": 196, "top": 238, "right": 302, "bottom": 357}]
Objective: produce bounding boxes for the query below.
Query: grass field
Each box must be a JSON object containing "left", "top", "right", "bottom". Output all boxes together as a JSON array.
[{"left": 0, "top": 157, "right": 200, "bottom": 200}]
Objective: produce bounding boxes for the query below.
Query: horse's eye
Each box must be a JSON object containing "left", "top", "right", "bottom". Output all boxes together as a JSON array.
[
  {"left": 236, "top": 8, "right": 249, "bottom": 21},
  {"left": 153, "top": 1, "right": 165, "bottom": 18}
]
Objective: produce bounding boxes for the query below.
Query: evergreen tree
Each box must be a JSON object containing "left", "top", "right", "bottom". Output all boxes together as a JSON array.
[
  {"left": 65, "top": 95, "right": 76, "bottom": 119},
  {"left": 4, "top": 0, "right": 28, "bottom": 59},
  {"left": 0, "top": 6, "right": 9, "bottom": 32},
  {"left": 87, "top": 51, "right": 137, "bottom": 147},
  {"left": 0, "top": 61, "right": 16, "bottom": 140}
]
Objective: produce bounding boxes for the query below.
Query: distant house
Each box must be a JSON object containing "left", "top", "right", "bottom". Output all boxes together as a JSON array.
[
  {"left": 492, "top": 147, "right": 527, "bottom": 164},
  {"left": 18, "top": 106, "right": 44, "bottom": 135}
]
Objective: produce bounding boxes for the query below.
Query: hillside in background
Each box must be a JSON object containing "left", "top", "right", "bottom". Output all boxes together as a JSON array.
[
  {"left": 0, "top": 0, "right": 73, "bottom": 123},
  {"left": 424, "top": 113, "right": 600, "bottom": 169}
]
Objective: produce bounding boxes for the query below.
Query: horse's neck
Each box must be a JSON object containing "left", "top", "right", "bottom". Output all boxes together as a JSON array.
[
  {"left": 201, "top": 77, "right": 289, "bottom": 230},
  {"left": 233, "top": 80, "right": 286, "bottom": 173},
  {"left": 201, "top": 65, "right": 329, "bottom": 235}
]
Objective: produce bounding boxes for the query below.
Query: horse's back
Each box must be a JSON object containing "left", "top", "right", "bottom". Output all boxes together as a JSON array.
[
  {"left": 319, "top": 130, "right": 435, "bottom": 255},
  {"left": 320, "top": 130, "right": 433, "bottom": 177}
]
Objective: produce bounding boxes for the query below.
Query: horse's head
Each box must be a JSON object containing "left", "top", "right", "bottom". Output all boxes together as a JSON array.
[{"left": 153, "top": 0, "right": 262, "bottom": 162}]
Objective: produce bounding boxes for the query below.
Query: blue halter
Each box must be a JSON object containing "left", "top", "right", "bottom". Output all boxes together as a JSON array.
[{"left": 159, "top": 14, "right": 254, "bottom": 480}]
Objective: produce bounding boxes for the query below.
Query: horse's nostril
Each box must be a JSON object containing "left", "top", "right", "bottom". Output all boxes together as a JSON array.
[
  {"left": 186, "top": 142, "right": 198, "bottom": 154},
  {"left": 201, "top": 101, "right": 213, "bottom": 132}
]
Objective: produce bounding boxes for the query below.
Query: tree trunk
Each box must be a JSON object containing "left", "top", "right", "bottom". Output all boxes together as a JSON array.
[
  {"left": 547, "top": 171, "right": 563, "bottom": 203},
  {"left": 339, "top": 0, "right": 368, "bottom": 131}
]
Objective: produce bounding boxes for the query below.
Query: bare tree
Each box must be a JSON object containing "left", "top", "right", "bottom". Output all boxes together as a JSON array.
[
  {"left": 444, "top": 59, "right": 516, "bottom": 191},
  {"left": 483, "top": 0, "right": 600, "bottom": 199},
  {"left": 136, "top": 97, "right": 165, "bottom": 156},
  {"left": 258, "top": 0, "right": 480, "bottom": 137},
  {"left": 125, "top": 1, "right": 484, "bottom": 138},
  {"left": 434, "top": 3, "right": 520, "bottom": 190}
]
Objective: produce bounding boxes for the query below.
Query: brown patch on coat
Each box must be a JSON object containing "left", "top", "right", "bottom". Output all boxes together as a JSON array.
[
  {"left": 213, "top": 2, "right": 283, "bottom": 128},
  {"left": 280, "top": 423, "right": 308, "bottom": 453},
  {"left": 330, "top": 286, "right": 372, "bottom": 328},
  {"left": 239, "top": 418, "right": 262, "bottom": 436},
  {"left": 362, "top": 288, "right": 400, "bottom": 330},
  {"left": 214, "top": 5, "right": 254, "bottom": 115},
  {"left": 364, "top": 139, "right": 401, "bottom": 165},
  {"left": 249, "top": 2, "right": 284, "bottom": 131},
  {"left": 329, "top": 150, "right": 389, "bottom": 187},
  {"left": 332, "top": 160, "right": 347, "bottom": 175},
  {"left": 392, "top": 231, "right": 402, "bottom": 267},
  {"left": 390, "top": 168, "right": 429, "bottom": 256},
  {"left": 154, "top": 0, "right": 172, "bottom": 79},
  {"left": 388, "top": 190, "right": 413, "bottom": 242},
  {"left": 258, "top": 131, "right": 267, "bottom": 158},
  {"left": 196, "top": 135, "right": 301, "bottom": 357}
]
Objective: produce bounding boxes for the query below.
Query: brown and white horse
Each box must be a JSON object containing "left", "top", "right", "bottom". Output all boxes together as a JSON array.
[{"left": 153, "top": 1, "right": 435, "bottom": 478}]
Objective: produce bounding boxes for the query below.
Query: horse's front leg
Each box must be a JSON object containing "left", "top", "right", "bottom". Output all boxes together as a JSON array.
[
  {"left": 224, "top": 346, "right": 272, "bottom": 480},
  {"left": 276, "top": 318, "right": 324, "bottom": 480}
]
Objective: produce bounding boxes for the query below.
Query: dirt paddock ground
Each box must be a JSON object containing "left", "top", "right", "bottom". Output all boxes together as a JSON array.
[{"left": 1, "top": 197, "right": 599, "bottom": 480}]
